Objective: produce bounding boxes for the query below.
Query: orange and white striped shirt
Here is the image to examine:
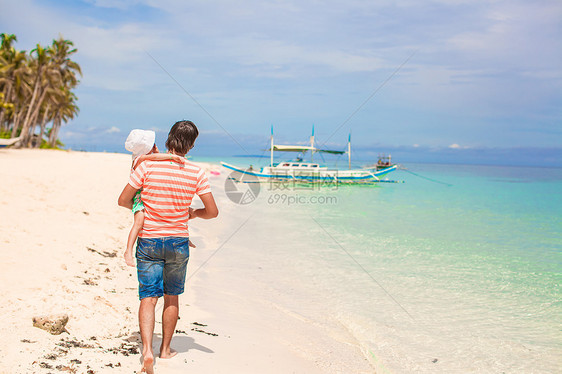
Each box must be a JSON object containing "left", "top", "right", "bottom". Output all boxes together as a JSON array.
[{"left": 129, "top": 160, "right": 211, "bottom": 238}]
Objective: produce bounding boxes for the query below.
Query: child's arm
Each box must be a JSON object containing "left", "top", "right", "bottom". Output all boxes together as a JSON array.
[{"left": 133, "top": 153, "right": 186, "bottom": 169}]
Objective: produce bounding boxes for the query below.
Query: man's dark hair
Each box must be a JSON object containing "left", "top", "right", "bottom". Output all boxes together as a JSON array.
[{"left": 166, "top": 120, "right": 199, "bottom": 155}]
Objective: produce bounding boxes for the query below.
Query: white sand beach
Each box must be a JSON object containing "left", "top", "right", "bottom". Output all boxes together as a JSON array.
[{"left": 0, "top": 149, "right": 373, "bottom": 373}]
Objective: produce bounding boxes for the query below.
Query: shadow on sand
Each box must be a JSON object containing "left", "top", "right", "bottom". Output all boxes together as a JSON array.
[
  {"left": 152, "top": 333, "right": 214, "bottom": 355},
  {"left": 121, "top": 330, "right": 214, "bottom": 366}
]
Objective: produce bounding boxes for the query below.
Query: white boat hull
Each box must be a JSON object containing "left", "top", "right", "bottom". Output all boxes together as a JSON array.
[{"left": 221, "top": 162, "right": 397, "bottom": 184}]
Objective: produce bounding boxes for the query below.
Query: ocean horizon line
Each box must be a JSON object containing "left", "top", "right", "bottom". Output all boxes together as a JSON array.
[{"left": 58, "top": 143, "right": 562, "bottom": 169}]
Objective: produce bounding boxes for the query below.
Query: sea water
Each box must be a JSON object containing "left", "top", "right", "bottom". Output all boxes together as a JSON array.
[{"left": 203, "top": 158, "right": 562, "bottom": 373}]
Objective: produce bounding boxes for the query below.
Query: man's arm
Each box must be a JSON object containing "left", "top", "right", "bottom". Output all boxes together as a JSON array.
[
  {"left": 118, "top": 184, "right": 139, "bottom": 209},
  {"left": 189, "top": 192, "right": 218, "bottom": 219}
]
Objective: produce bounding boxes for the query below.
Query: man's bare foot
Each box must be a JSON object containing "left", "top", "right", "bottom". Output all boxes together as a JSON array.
[
  {"left": 140, "top": 353, "right": 154, "bottom": 374},
  {"left": 124, "top": 251, "right": 135, "bottom": 267},
  {"left": 159, "top": 347, "right": 178, "bottom": 359}
]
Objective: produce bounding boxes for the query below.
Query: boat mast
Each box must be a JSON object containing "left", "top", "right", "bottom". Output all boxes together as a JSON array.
[
  {"left": 270, "top": 125, "right": 274, "bottom": 167},
  {"left": 310, "top": 124, "right": 314, "bottom": 162},
  {"left": 348, "top": 133, "right": 351, "bottom": 169}
]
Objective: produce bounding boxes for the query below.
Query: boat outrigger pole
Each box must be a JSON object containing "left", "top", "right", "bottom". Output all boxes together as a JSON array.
[
  {"left": 310, "top": 125, "right": 315, "bottom": 162},
  {"left": 348, "top": 133, "right": 351, "bottom": 170},
  {"left": 270, "top": 125, "right": 274, "bottom": 168}
]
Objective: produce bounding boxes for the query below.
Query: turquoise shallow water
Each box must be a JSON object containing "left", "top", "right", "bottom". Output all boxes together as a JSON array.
[
  {"left": 205, "top": 158, "right": 562, "bottom": 372},
  {"left": 309, "top": 165, "right": 560, "bottom": 371}
]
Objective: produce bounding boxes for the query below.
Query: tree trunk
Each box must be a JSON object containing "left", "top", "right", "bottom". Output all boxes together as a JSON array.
[
  {"left": 11, "top": 105, "right": 25, "bottom": 138},
  {"left": 0, "top": 85, "right": 12, "bottom": 132},
  {"left": 25, "top": 88, "right": 49, "bottom": 147},
  {"left": 36, "top": 104, "right": 50, "bottom": 148},
  {"left": 20, "top": 71, "right": 42, "bottom": 147},
  {"left": 48, "top": 118, "right": 61, "bottom": 148}
]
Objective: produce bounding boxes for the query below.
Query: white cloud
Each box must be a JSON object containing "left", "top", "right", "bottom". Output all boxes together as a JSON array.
[
  {"left": 449, "top": 143, "right": 472, "bottom": 149},
  {"left": 445, "top": 1, "right": 562, "bottom": 70},
  {"left": 85, "top": 0, "right": 142, "bottom": 10},
  {"left": 69, "top": 23, "right": 182, "bottom": 91},
  {"left": 215, "top": 37, "right": 384, "bottom": 76},
  {"left": 1, "top": 0, "right": 181, "bottom": 91},
  {"left": 75, "top": 24, "right": 174, "bottom": 64},
  {"left": 106, "top": 126, "right": 121, "bottom": 134}
]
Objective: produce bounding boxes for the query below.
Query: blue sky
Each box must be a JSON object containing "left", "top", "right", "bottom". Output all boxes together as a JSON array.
[{"left": 2, "top": 0, "right": 561, "bottom": 165}]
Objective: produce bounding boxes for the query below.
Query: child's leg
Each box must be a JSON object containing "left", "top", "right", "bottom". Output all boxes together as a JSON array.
[{"left": 124, "top": 211, "right": 144, "bottom": 267}]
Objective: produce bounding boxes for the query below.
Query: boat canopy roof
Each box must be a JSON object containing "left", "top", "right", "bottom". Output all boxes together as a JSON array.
[
  {"left": 316, "top": 149, "right": 345, "bottom": 155},
  {"left": 270, "top": 145, "right": 315, "bottom": 152},
  {"left": 268, "top": 144, "right": 345, "bottom": 155}
]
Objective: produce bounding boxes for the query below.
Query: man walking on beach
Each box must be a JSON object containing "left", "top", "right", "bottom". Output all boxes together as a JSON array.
[{"left": 118, "top": 120, "right": 218, "bottom": 373}]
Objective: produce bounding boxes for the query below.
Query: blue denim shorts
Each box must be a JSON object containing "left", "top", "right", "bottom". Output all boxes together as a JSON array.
[{"left": 136, "top": 237, "right": 190, "bottom": 300}]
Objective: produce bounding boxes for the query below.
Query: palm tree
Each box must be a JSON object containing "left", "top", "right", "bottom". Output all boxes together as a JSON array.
[
  {"left": 42, "top": 36, "right": 81, "bottom": 147},
  {"left": 48, "top": 87, "right": 79, "bottom": 147},
  {"left": 51, "top": 37, "right": 81, "bottom": 87},
  {"left": 7, "top": 57, "right": 32, "bottom": 138},
  {"left": 19, "top": 44, "right": 58, "bottom": 146},
  {"left": 2, "top": 52, "right": 29, "bottom": 137},
  {"left": 0, "top": 33, "right": 28, "bottom": 134},
  {"left": 0, "top": 34, "right": 81, "bottom": 147}
]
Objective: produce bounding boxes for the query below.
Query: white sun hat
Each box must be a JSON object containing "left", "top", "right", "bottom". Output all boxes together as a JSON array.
[{"left": 125, "top": 129, "right": 156, "bottom": 159}]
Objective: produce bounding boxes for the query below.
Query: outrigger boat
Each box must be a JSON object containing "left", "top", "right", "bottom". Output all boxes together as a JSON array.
[
  {"left": 221, "top": 128, "right": 397, "bottom": 184},
  {"left": 0, "top": 136, "right": 21, "bottom": 148},
  {"left": 366, "top": 153, "right": 395, "bottom": 171}
]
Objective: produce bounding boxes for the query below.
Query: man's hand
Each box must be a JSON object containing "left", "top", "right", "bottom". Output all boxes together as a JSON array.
[
  {"left": 187, "top": 194, "right": 218, "bottom": 220},
  {"left": 188, "top": 207, "right": 197, "bottom": 219}
]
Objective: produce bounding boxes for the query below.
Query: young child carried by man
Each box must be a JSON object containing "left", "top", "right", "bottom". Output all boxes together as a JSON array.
[{"left": 123, "top": 129, "right": 195, "bottom": 267}]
